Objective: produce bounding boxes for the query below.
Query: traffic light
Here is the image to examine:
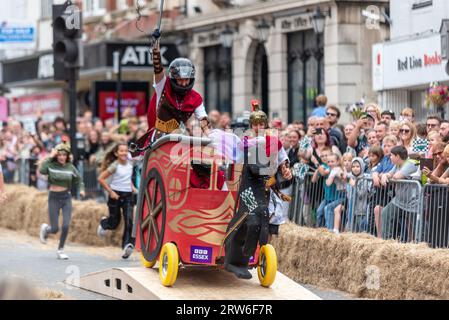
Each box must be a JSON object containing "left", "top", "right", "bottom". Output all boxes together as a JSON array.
[{"left": 52, "top": 2, "right": 83, "bottom": 81}]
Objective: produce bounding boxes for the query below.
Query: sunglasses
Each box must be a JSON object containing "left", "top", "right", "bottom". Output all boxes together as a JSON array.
[
  {"left": 326, "top": 112, "right": 338, "bottom": 117},
  {"left": 434, "top": 151, "right": 443, "bottom": 156},
  {"left": 400, "top": 129, "right": 411, "bottom": 134}
]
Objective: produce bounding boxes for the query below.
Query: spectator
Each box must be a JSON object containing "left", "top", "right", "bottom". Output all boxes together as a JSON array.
[
  {"left": 308, "top": 129, "right": 341, "bottom": 169},
  {"left": 344, "top": 123, "right": 356, "bottom": 155},
  {"left": 381, "top": 110, "right": 395, "bottom": 125},
  {"left": 399, "top": 121, "right": 417, "bottom": 154},
  {"left": 422, "top": 143, "right": 449, "bottom": 248},
  {"left": 440, "top": 120, "right": 449, "bottom": 143},
  {"left": 368, "top": 145, "right": 383, "bottom": 173},
  {"left": 323, "top": 153, "right": 346, "bottom": 232},
  {"left": 208, "top": 110, "right": 221, "bottom": 128},
  {"left": 287, "top": 130, "right": 301, "bottom": 168},
  {"left": 389, "top": 120, "right": 401, "bottom": 139},
  {"left": 326, "top": 105, "right": 347, "bottom": 154},
  {"left": 0, "top": 162, "right": 6, "bottom": 203},
  {"left": 374, "top": 121, "right": 389, "bottom": 144},
  {"left": 426, "top": 131, "right": 443, "bottom": 158},
  {"left": 271, "top": 118, "right": 283, "bottom": 130},
  {"left": 311, "top": 94, "right": 328, "bottom": 117},
  {"left": 218, "top": 112, "right": 231, "bottom": 130},
  {"left": 364, "top": 103, "right": 382, "bottom": 124},
  {"left": 279, "top": 130, "right": 290, "bottom": 150},
  {"left": 426, "top": 115, "right": 442, "bottom": 134},
  {"left": 380, "top": 146, "right": 421, "bottom": 241},
  {"left": 400, "top": 107, "right": 415, "bottom": 123},
  {"left": 372, "top": 135, "right": 398, "bottom": 237},
  {"left": 348, "top": 114, "right": 375, "bottom": 157}
]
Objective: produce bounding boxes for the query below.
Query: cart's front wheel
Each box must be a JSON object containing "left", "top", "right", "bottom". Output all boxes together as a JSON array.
[
  {"left": 257, "top": 244, "right": 277, "bottom": 287},
  {"left": 140, "top": 252, "right": 156, "bottom": 268},
  {"left": 159, "top": 243, "right": 179, "bottom": 287}
]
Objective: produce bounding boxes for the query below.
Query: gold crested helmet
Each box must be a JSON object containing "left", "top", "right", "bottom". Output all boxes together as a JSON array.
[{"left": 249, "top": 99, "right": 268, "bottom": 128}]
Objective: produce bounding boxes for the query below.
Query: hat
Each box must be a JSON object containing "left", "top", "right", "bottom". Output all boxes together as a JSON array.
[
  {"left": 381, "top": 110, "right": 396, "bottom": 119},
  {"left": 55, "top": 143, "right": 71, "bottom": 154}
]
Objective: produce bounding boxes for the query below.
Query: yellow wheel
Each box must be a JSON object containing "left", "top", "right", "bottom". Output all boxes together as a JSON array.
[
  {"left": 257, "top": 244, "right": 277, "bottom": 287},
  {"left": 159, "top": 243, "right": 179, "bottom": 287},
  {"left": 140, "top": 252, "right": 156, "bottom": 268}
]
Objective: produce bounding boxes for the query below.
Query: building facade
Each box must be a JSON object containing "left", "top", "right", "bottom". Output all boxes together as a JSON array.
[
  {"left": 0, "top": 0, "right": 182, "bottom": 131},
  {"left": 177, "top": 0, "right": 389, "bottom": 123},
  {"left": 373, "top": 0, "right": 449, "bottom": 121}
]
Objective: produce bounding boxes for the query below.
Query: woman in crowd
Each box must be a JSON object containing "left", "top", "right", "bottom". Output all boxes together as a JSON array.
[
  {"left": 39, "top": 143, "right": 85, "bottom": 260},
  {"left": 287, "top": 130, "right": 301, "bottom": 168},
  {"left": 309, "top": 129, "right": 341, "bottom": 168},
  {"left": 399, "top": 121, "right": 417, "bottom": 154}
]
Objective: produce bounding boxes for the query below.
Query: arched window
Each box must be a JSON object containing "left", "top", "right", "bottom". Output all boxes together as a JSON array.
[
  {"left": 204, "top": 45, "right": 233, "bottom": 115},
  {"left": 287, "top": 30, "right": 324, "bottom": 123}
]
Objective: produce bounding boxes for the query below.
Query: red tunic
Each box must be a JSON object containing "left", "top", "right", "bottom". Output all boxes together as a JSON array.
[{"left": 147, "top": 78, "right": 203, "bottom": 132}]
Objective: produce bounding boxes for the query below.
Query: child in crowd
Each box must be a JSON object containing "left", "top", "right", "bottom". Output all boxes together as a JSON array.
[
  {"left": 342, "top": 152, "right": 354, "bottom": 174},
  {"left": 368, "top": 146, "right": 384, "bottom": 173},
  {"left": 372, "top": 135, "right": 398, "bottom": 238},
  {"left": 311, "top": 148, "right": 332, "bottom": 227},
  {"left": 97, "top": 143, "right": 137, "bottom": 259},
  {"left": 323, "top": 153, "right": 346, "bottom": 231},
  {"left": 334, "top": 157, "right": 367, "bottom": 233},
  {"left": 312, "top": 151, "right": 345, "bottom": 229}
]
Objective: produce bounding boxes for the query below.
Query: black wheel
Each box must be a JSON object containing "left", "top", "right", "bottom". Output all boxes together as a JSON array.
[{"left": 138, "top": 168, "right": 167, "bottom": 263}]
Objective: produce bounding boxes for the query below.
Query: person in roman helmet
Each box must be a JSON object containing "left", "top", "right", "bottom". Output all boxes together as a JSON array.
[
  {"left": 140, "top": 32, "right": 209, "bottom": 146},
  {"left": 223, "top": 100, "right": 292, "bottom": 280}
]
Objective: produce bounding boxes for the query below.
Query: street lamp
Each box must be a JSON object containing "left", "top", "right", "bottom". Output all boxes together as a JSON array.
[
  {"left": 220, "top": 25, "right": 234, "bottom": 48},
  {"left": 310, "top": 7, "right": 327, "bottom": 35},
  {"left": 256, "top": 18, "right": 271, "bottom": 43}
]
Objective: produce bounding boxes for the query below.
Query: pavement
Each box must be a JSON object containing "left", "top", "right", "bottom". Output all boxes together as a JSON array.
[{"left": 0, "top": 228, "right": 357, "bottom": 300}]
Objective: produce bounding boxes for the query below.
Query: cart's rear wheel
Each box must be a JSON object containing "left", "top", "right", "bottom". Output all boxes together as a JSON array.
[
  {"left": 159, "top": 243, "right": 179, "bottom": 287},
  {"left": 140, "top": 252, "right": 156, "bottom": 268},
  {"left": 257, "top": 245, "right": 277, "bottom": 287},
  {"left": 138, "top": 168, "right": 166, "bottom": 264}
]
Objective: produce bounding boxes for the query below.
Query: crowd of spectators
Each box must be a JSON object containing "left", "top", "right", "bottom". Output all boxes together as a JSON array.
[{"left": 2, "top": 95, "right": 449, "bottom": 247}]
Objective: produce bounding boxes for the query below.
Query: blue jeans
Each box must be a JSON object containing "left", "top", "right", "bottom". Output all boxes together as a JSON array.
[
  {"left": 325, "top": 198, "right": 344, "bottom": 230},
  {"left": 316, "top": 200, "right": 330, "bottom": 227}
]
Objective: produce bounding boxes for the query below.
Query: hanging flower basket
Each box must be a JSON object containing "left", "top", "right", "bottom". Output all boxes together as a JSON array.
[{"left": 426, "top": 82, "right": 449, "bottom": 108}]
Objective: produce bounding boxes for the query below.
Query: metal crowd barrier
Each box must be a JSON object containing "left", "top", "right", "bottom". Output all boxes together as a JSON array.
[
  {"left": 422, "top": 184, "right": 449, "bottom": 248},
  {"left": 288, "top": 174, "right": 442, "bottom": 247}
]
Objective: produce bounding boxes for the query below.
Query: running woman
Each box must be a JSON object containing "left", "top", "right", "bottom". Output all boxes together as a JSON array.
[
  {"left": 39, "top": 143, "right": 85, "bottom": 260},
  {"left": 97, "top": 143, "right": 137, "bottom": 259}
]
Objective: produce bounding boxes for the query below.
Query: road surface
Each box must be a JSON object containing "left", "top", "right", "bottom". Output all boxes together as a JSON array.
[{"left": 0, "top": 228, "right": 356, "bottom": 300}]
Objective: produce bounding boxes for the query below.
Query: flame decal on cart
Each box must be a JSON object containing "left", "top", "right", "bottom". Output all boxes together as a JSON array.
[{"left": 168, "top": 193, "right": 235, "bottom": 246}]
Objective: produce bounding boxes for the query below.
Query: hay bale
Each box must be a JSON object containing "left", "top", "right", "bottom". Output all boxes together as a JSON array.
[
  {"left": 273, "top": 223, "right": 449, "bottom": 300},
  {"left": 0, "top": 185, "right": 122, "bottom": 247}
]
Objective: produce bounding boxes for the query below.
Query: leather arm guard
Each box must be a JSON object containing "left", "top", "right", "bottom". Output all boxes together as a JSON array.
[{"left": 153, "top": 47, "right": 163, "bottom": 75}]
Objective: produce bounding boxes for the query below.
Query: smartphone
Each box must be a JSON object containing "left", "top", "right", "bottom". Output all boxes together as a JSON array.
[
  {"left": 314, "top": 128, "right": 323, "bottom": 135},
  {"left": 420, "top": 158, "right": 434, "bottom": 171}
]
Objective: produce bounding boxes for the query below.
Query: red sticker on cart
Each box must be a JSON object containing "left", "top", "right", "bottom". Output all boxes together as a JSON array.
[{"left": 190, "top": 246, "right": 212, "bottom": 263}]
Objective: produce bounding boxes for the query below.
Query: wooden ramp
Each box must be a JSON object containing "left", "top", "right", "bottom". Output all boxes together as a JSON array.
[{"left": 66, "top": 267, "right": 321, "bottom": 300}]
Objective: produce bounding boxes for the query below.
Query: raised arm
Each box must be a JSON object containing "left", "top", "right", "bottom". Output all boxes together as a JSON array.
[{"left": 152, "top": 38, "right": 165, "bottom": 84}]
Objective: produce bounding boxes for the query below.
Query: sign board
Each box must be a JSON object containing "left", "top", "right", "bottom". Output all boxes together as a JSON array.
[
  {"left": 0, "top": 21, "right": 36, "bottom": 49},
  {"left": 0, "top": 97, "right": 8, "bottom": 121},
  {"left": 92, "top": 81, "right": 150, "bottom": 121},
  {"left": 373, "top": 34, "right": 449, "bottom": 91}
]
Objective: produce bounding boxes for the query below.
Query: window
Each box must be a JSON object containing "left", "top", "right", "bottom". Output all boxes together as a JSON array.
[
  {"left": 287, "top": 30, "right": 324, "bottom": 123},
  {"left": 204, "top": 45, "right": 233, "bottom": 115},
  {"left": 40, "top": 0, "right": 53, "bottom": 19},
  {"left": 83, "top": 0, "right": 107, "bottom": 17}
]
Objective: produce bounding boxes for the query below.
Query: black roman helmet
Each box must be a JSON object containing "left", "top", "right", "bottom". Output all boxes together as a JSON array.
[{"left": 168, "top": 58, "right": 196, "bottom": 96}]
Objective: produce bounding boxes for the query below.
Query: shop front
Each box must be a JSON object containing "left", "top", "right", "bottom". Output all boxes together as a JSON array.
[
  {"left": 373, "top": 32, "right": 449, "bottom": 120},
  {"left": 1, "top": 40, "right": 180, "bottom": 122}
]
